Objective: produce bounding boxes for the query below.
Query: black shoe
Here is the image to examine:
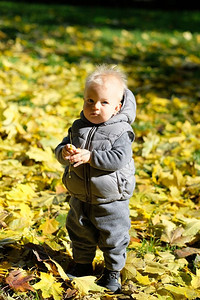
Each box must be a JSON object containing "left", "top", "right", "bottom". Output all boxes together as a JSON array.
[
  {"left": 67, "top": 263, "right": 93, "bottom": 279},
  {"left": 96, "top": 268, "right": 121, "bottom": 293}
]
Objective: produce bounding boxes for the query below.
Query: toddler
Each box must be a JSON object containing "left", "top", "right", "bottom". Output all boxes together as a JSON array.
[{"left": 55, "top": 65, "right": 136, "bottom": 292}]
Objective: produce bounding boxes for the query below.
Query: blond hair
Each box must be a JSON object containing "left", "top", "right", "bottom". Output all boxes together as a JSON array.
[{"left": 85, "top": 64, "right": 127, "bottom": 91}]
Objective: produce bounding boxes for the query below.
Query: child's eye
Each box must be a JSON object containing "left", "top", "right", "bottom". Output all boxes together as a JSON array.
[
  {"left": 87, "top": 99, "right": 94, "bottom": 104},
  {"left": 102, "top": 101, "right": 108, "bottom": 105}
]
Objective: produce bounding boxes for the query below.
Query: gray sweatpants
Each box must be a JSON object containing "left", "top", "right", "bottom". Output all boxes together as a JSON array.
[{"left": 66, "top": 197, "right": 130, "bottom": 271}]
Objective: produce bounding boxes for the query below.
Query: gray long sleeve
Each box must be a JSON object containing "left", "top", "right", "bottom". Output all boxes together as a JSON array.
[
  {"left": 55, "top": 135, "right": 70, "bottom": 166},
  {"left": 90, "top": 132, "right": 133, "bottom": 171}
]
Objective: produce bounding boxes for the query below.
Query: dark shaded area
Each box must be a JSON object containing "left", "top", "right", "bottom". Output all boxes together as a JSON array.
[
  {"left": 1, "top": 2, "right": 200, "bottom": 32},
  {"left": 6, "top": 0, "right": 200, "bottom": 10}
]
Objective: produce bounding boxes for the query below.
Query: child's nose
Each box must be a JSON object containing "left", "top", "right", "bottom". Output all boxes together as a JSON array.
[{"left": 94, "top": 101, "right": 101, "bottom": 110}]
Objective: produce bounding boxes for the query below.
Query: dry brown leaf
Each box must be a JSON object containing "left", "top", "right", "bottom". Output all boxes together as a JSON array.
[
  {"left": 5, "top": 268, "right": 34, "bottom": 292},
  {"left": 174, "top": 247, "right": 200, "bottom": 258}
]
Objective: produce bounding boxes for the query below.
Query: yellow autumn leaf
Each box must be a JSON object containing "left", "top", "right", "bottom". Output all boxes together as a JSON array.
[
  {"left": 0, "top": 229, "right": 21, "bottom": 246},
  {"left": 50, "top": 259, "right": 69, "bottom": 281},
  {"left": 93, "top": 248, "right": 104, "bottom": 266},
  {"left": 152, "top": 165, "right": 185, "bottom": 189},
  {"left": 2, "top": 104, "right": 26, "bottom": 139},
  {"left": 142, "top": 133, "right": 160, "bottom": 157},
  {"left": 19, "top": 203, "right": 34, "bottom": 221},
  {"left": 182, "top": 218, "right": 200, "bottom": 237},
  {"left": 172, "top": 97, "right": 187, "bottom": 109},
  {"left": 182, "top": 120, "right": 192, "bottom": 134},
  {"left": 8, "top": 218, "right": 30, "bottom": 232},
  {"left": 42, "top": 241, "right": 62, "bottom": 252},
  {"left": 71, "top": 276, "right": 106, "bottom": 296},
  {"left": 173, "top": 169, "right": 185, "bottom": 187},
  {"left": 191, "top": 269, "right": 200, "bottom": 289},
  {"left": 39, "top": 218, "right": 59, "bottom": 235},
  {"left": 164, "top": 284, "right": 200, "bottom": 299},
  {"left": 26, "top": 146, "right": 53, "bottom": 162},
  {"left": 169, "top": 185, "right": 181, "bottom": 199},
  {"left": 135, "top": 271, "right": 151, "bottom": 285},
  {"left": 33, "top": 272, "right": 63, "bottom": 300},
  {"left": 122, "top": 251, "right": 146, "bottom": 283},
  {"left": 6, "top": 183, "right": 37, "bottom": 202},
  {"left": 31, "top": 192, "right": 55, "bottom": 208}
]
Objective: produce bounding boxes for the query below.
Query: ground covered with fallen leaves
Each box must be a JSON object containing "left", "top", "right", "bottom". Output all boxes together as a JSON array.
[{"left": 0, "top": 2, "right": 200, "bottom": 299}]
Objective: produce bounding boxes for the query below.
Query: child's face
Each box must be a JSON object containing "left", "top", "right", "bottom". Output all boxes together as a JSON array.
[{"left": 83, "top": 76, "right": 123, "bottom": 124}]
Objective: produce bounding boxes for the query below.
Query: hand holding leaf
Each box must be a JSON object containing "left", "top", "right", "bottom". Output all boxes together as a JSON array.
[
  {"left": 69, "top": 148, "right": 91, "bottom": 167},
  {"left": 62, "top": 144, "right": 91, "bottom": 167},
  {"left": 62, "top": 144, "right": 76, "bottom": 160}
]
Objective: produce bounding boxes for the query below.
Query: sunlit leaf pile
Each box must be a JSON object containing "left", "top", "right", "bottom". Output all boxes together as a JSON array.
[{"left": 0, "top": 2, "right": 200, "bottom": 299}]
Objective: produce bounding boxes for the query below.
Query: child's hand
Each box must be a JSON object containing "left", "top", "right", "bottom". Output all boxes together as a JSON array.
[
  {"left": 69, "top": 148, "right": 91, "bottom": 167},
  {"left": 62, "top": 144, "right": 76, "bottom": 160}
]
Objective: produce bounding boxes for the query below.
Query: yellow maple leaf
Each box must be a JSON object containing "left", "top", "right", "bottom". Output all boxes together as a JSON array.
[
  {"left": 121, "top": 251, "right": 144, "bottom": 283},
  {"left": 182, "top": 218, "right": 200, "bottom": 237},
  {"left": 135, "top": 271, "right": 151, "bottom": 285},
  {"left": 26, "top": 146, "right": 53, "bottom": 162},
  {"left": 33, "top": 272, "right": 63, "bottom": 300},
  {"left": 6, "top": 183, "right": 36, "bottom": 202},
  {"left": 39, "top": 218, "right": 59, "bottom": 235},
  {"left": 2, "top": 104, "right": 26, "bottom": 139},
  {"left": 173, "top": 169, "right": 185, "bottom": 187},
  {"left": 71, "top": 276, "right": 105, "bottom": 296},
  {"left": 169, "top": 186, "right": 181, "bottom": 199},
  {"left": 164, "top": 284, "right": 200, "bottom": 299},
  {"left": 142, "top": 133, "right": 160, "bottom": 158}
]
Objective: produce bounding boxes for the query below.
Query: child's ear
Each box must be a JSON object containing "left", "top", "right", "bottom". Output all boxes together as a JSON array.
[{"left": 114, "top": 102, "right": 122, "bottom": 114}]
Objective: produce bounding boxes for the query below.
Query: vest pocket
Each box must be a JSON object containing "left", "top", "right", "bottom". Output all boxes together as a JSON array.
[
  {"left": 116, "top": 170, "right": 125, "bottom": 194},
  {"left": 116, "top": 161, "right": 135, "bottom": 198}
]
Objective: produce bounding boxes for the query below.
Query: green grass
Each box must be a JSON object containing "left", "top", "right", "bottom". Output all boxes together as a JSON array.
[{"left": 1, "top": 2, "right": 200, "bottom": 32}]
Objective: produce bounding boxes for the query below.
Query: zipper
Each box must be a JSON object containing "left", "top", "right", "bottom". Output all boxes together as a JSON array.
[
  {"left": 85, "top": 126, "right": 97, "bottom": 150},
  {"left": 84, "top": 126, "right": 97, "bottom": 202}
]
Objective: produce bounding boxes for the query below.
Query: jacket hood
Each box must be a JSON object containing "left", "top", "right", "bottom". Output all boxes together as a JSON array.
[
  {"left": 103, "top": 88, "right": 136, "bottom": 126},
  {"left": 81, "top": 88, "right": 136, "bottom": 126},
  {"left": 114, "top": 88, "right": 136, "bottom": 125}
]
